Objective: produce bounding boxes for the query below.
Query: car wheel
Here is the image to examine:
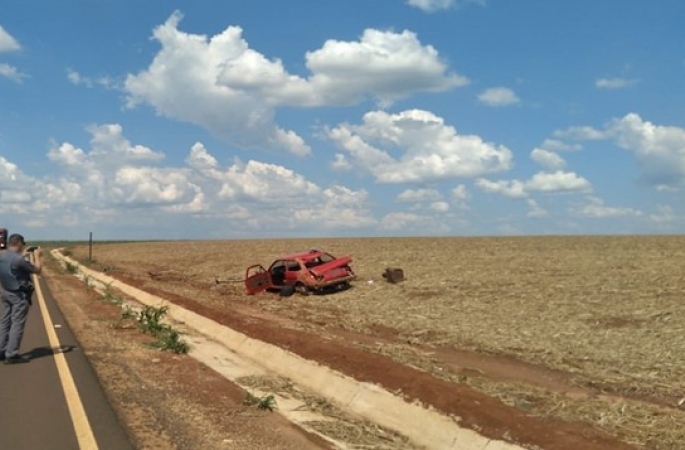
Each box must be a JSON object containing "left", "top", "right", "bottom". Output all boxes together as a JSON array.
[
  {"left": 294, "top": 282, "right": 309, "bottom": 296},
  {"left": 279, "top": 285, "right": 295, "bottom": 297}
]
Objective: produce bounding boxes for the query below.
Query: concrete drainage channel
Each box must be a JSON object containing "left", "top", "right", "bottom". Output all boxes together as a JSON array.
[{"left": 53, "top": 250, "right": 524, "bottom": 450}]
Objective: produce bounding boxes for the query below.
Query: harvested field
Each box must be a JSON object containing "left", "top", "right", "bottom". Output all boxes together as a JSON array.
[{"left": 67, "top": 235, "right": 685, "bottom": 449}]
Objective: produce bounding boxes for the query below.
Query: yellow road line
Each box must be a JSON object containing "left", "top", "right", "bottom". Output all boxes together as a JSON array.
[{"left": 34, "top": 274, "right": 99, "bottom": 450}]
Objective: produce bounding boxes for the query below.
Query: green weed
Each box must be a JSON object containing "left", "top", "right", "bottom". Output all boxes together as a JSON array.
[
  {"left": 150, "top": 329, "right": 190, "bottom": 354},
  {"left": 121, "top": 305, "right": 137, "bottom": 320},
  {"left": 118, "top": 305, "right": 190, "bottom": 354},
  {"left": 113, "top": 305, "right": 135, "bottom": 329},
  {"left": 244, "top": 392, "right": 277, "bottom": 412},
  {"left": 102, "top": 282, "right": 123, "bottom": 305},
  {"left": 137, "top": 305, "right": 170, "bottom": 335},
  {"left": 65, "top": 261, "right": 78, "bottom": 274}
]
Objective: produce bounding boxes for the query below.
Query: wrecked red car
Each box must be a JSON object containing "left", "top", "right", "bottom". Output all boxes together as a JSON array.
[{"left": 245, "top": 249, "right": 355, "bottom": 296}]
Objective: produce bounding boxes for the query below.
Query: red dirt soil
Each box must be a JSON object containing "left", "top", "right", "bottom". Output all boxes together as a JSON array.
[{"left": 112, "top": 272, "right": 638, "bottom": 450}]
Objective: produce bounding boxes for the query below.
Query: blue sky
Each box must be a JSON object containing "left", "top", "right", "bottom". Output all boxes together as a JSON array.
[{"left": 0, "top": 0, "right": 684, "bottom": 240}]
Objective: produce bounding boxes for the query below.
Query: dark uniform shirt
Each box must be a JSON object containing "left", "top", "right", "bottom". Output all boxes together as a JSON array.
[{"left": 0, "top": 250, "right": 36, "bottom": 292}]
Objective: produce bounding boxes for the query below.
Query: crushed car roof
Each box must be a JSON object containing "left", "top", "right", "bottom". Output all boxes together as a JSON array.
[{"left": 280, "top": 250, "right": 328, "bottom": 261}]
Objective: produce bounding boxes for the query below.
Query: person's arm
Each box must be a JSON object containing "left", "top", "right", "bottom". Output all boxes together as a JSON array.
[{"left": 31, "top": 247, "right": 43, "bottom": 274}]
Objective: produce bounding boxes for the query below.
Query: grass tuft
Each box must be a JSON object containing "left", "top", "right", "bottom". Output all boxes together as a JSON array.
[
  {"left": 117, "top": 305, "right": 190, "bottom": 354},
  {"left": 244, "top": 392, "right": 277, "bottom": 411},
  {"left": 65, "top": 261, "right": 78, "bottom": 274}
]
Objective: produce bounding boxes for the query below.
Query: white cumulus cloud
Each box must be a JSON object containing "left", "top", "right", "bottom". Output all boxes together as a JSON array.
[
  {"left": 124, "top": 12, "right": 466, "bottom": 156},
  {"left": 530, "top": 148, "right": 566, "bottom": 169},
  {"left": 595, "top": 77, "right": 638, "bottom": 89},
  {"left": 396, "top": 188, "right": 450, "bottom": 213},
  {"left": 525, "top": 171, "right": 590, "bottom": 193},
  {"left": 397, "top": 188, "right": 442, "bottom": 202},
  {"left": 0, "top": 25, "right": 24, "bottom": 82},
  {"left": 0, "top": 25, "right": 20, "bottom": 52},
  {"left": 0, "top": 63, "right": 24, "bottom": 82},
  {"left": 539, "top": 139, "right": 581, "bottom": 152},
  {"left": 526, "top": 199, "right": 548, "bottom": 218},
  {"left": 451, "top": 184, "right": 470, "bottom": 200},
  {"left": 429, "top": 201, "right": 450, "bottom": 212},
  {"left": 379, "top": 211, "right": 449, "bottom": 234},
  {"left": 66, "top": 69, "right": 117, "bottom": 89},
  {"left": 49, "top": 124, "right": 165, "bottom": 170},
  {"left": 606, "top": 114, "right": 685, "bottom": 189},
  {"left": 305, "top": 29, "right": 468, "bottom": 106},
  {"left": 406, "top": 0, "right": 485, "bottom": 13},
  {"left": 113, "top": 166, "right": 200, "bottom": 205},
  {"left": 650, "top": 205, "right": 675, "bottom": 223},
  {"left": 2, "top": 124, "right": 376, "bottom": 234},
  {"left": 475, "top": 178, "right": 527, "bottom": 198},
  {"left": 557, "top": 113, "right": 685, "bottom": 189},
  {"left": 451, "top": 184, "right": 471, "bottom": 208},
  {"left": 328, "top": 109, "right": 512, "bottom": 183},
  {"left": 571, "top": 196, "right": 643, "bottom": 218},
  {"left": 555, "top": 126, "right": 607, "bottom": 141},
  {"left": 184, "top": 142, "right": 375, "bottom": 229},
  {"left": 407, "top": 0, "right": 455, "bottom": 12},
  {"left": 477, "top": 87, "right": 520, "bottom": 107},
  {"left": 331, "top": 153, "right": 352, "bottom": 171},
  {"left": 476, "top": 170, "right": 591, "bottom": 197}
]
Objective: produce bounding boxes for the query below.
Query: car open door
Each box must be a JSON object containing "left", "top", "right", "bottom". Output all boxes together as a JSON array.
[{"left": 245, "top": 264, "right": 270, "bottom": 295}]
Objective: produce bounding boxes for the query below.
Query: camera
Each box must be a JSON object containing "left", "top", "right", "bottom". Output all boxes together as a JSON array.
[{"left": 26, "top": 246, "right": 38, "bottom": 252}]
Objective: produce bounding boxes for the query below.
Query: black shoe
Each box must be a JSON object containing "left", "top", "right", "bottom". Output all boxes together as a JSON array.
[
  {"left": 4, "top": 355, "right": 30, "bottom": 364},
  {"left": 0, "top": 353, "right": 5, "bottom": 361}
]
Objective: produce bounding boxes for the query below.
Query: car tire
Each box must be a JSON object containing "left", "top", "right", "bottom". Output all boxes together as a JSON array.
[{"left": 279, "top": 285, "right": 295, "bottom": 297}]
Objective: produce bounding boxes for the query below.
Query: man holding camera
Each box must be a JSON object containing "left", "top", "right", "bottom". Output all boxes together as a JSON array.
[{"left": 0, "top": 233, "right": 42, "bottom": 364}]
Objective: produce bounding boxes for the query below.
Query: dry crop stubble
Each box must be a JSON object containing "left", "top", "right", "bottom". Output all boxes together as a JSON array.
[{"left": 70, "top": 235, "right": 685, "bottom": 449}]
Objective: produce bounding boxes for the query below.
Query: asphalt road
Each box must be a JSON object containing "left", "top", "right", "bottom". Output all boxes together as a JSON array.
[{"left": 0, "top": 276, "right": 132, "bottom": 450}]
